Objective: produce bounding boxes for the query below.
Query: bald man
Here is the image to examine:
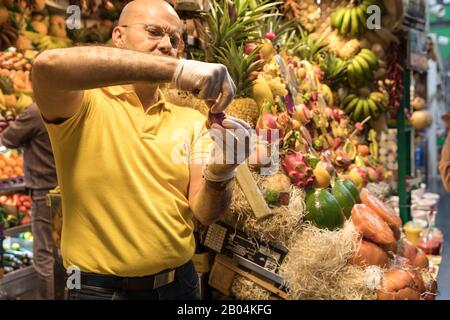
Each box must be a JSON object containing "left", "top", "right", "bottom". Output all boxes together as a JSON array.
[{"left": 32, "top": 0, "right": 252, "bottom": 300}]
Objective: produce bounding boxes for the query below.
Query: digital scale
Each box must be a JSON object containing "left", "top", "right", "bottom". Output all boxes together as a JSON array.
[{"left": 203, "top": 221, "right": 289, "bottom": 286}]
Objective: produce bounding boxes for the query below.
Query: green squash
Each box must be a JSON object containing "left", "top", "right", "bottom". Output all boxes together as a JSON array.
[
  {"left": 341, "top": 179, "right": 361, "bottom": 203},
  {"left": 305, "top": 188, "right": 345, "bottom": 230},
  {"left": 331, "top": 180, "right": 356, "bottom": 219}
]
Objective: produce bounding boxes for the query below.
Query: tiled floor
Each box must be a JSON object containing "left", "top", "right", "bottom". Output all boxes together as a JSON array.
[{"left": 430, "top": 178, "right": 450, "bottom": 300}]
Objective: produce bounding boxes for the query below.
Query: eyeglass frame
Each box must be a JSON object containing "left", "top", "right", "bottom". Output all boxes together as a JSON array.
[{"left": 119, "top": 23, "right": 182, "bottom": 49}]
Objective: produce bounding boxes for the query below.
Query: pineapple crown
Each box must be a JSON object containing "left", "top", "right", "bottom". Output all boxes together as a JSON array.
[
  {"left": 320, "top": 53, "right": 348, "bottom": 90},
  {"left": 214, "top": 42, "right": 262, "bottom": 98},
  {"left": 197, "top": 0, "right": 281, "bottom": 97}
]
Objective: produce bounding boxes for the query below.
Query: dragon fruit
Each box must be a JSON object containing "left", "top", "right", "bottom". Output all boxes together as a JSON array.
[{"left": 282, "top": 152, "right": 314, "bottom": 188}]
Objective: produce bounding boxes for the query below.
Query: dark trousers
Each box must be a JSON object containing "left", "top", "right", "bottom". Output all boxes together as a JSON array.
[
  {"left": 67, "top": 261, "right": 200, "bottom": 300},
  {"left": 31, "top": 190, "right": 54, "bottom": 300}
]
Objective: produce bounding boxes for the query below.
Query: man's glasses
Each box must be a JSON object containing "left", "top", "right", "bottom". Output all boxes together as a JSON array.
[{"left": 120, "top": 23, "right": 181, "bottom": 49}]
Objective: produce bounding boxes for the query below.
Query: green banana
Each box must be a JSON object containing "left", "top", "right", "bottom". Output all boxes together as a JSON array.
[
  {"left": 362, "top": 99, "right": 371, "bottom": 119},
  {"left": 351, "top": 60, "right": 365, "bottom": 83},
  {"left": 355, "top": 55, "right": 372, "bottom": 76},
  {"left": 332, "top": 7, "right": 346, "bottom": 28},
  {"left": 355, "top": 6, "right": 367, "bottom": 34},
  {"left": 347, "top": 64, "right": 357, "bottom": 88},
  {"left": 340, "top": 9, "right": 352, "bottom": 35},
  {"left": 367, "top": 98, "right": 381, "bottom": 119},
  {"left": 350, "top": 8, "right": 360, "bottom": 36},
  {"left": 360, "top": 49, "right": 379, "bottom": 69},
  {"left": 352, "top": 99, "right": 365, "bottom": 121},
  {"left": 344, "top": 97, "right": 360, "bottom": 114},
  {"left": 341, "top": 94, "right": 357, "bottom": 106}
]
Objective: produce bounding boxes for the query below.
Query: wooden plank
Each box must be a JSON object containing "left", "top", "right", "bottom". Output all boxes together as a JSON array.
[
  {"left": 208, "top": 257, "right": 236, "bottom": 296},
  {"left": 215, "top": 255, "right": 288, "bottom": 300},
  {"left": 236, "top": 164, "right": 272, "bottom": 219}
]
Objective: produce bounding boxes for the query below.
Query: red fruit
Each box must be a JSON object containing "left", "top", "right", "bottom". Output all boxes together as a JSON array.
[
  {"left": 23, "top": 201, "right": 31, "bottom": 208},
  {"left": 244, "top": 43, "right": 257, "bottom": 55},
  {"left": 19, "top": 206, "right": 27, "bottom": 213},
  {"left": 19, "top": 195, "right": 29, "bottom": 202},
  {"left": 265, "top": 32, "right": 276, "bottom": 42},
  {"left": 20, "top": 214, "right": 31, "bottom": 226},
  {"left": 256, "top": 112, "right": 281, "bottom": 143},
  {"left": 355, "top": 122, "right": 364, "bottom": 132},
  {"left": 333, "top": 138, "right": 342, "bottom": 149},
  {"left": 310, "top": 92, "right": 318, "bottom": 102},
  {"left": 282, "top": 151, "right": 314, "bottom": 188}
]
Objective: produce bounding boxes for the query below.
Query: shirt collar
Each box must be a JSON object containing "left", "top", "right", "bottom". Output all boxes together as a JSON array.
[{"left": 102, "top": 86, "right": 171, "bottom": 111}]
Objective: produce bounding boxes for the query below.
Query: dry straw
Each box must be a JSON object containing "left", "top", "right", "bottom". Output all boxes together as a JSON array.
[
  {"left": 226, "top": 172, "right": 306, "bottom": 246},
  {"left": 280, "top": 221, "right": 379, "bottom": 300},
  {"left": 231, "top": 275, "right": 272, "bottom": 300}
]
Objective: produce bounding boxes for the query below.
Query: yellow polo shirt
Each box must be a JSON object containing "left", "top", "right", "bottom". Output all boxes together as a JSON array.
[{"left": 45, "top": 86, "right": 212, "bottom": 277}]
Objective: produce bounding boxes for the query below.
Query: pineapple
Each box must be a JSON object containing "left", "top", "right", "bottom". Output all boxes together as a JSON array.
[
  {"left": 214, "top": 42, "right": 261, "bottom": 128},
  {"left": 326, "top": 31, "right": 361, "bottom": 60},
  {"left": 197, "top": 0, "right": 279, "bottom": 63},
  {"left": 319, "top": 53, "right": 348, "bottom": 90},
  {"left": 189, "top": 0, "right": 279, "bottom": 128},
  {"left": 287, "top": 27, "right": 327, "bottom": 65}
]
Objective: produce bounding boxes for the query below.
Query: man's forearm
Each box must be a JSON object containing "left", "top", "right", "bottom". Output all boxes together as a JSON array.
[
  {"left": 191, "top": 181, "right": 233, "bottom": 225},
  {"left": 32, "top": 46, "right": 179, "bottom": 91}
]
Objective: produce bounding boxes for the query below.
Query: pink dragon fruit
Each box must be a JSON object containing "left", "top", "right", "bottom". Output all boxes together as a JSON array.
[{"left": 282, "top": 152, "right": 314, "bottom": 188}]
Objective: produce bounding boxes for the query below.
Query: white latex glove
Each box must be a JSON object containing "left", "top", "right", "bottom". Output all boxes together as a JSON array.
[
  {"left": 203, "top": 116, "right": 254, "bottom": 181},
  {"left": 172, "top": 59, "right": 237, "bottom": 113}
]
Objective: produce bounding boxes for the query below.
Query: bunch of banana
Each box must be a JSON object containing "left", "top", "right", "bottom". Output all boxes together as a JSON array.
[
  {"left": 331, "top": 0, "right": 384, "bottom": 37},
  {"left": 0, "top": 23, "right": 19, "bottom": 51},
  {"left": 34, "top": 35, "right": 72, "bottom": 51},
  {"left": 347, "top": 48, "right": 378, "bottom": 87},
  {"left": 340, "top": 90, "right": 388, "bottom": 122}
]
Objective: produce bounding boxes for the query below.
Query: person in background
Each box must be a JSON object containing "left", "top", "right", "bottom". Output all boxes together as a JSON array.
[
  {"left": 0, "top": 103, "right": 57, "bottom": 300},
  {"left": 439, "top": 112, "right": 450, "bottom": 193}
]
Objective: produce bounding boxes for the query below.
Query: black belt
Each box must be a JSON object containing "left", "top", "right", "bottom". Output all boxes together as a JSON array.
[{"left": 78, "top": 261, "right": 191, "bottom": 292}]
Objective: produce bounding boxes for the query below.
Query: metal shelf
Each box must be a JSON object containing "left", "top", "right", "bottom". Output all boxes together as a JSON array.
[
  {"left": 3, "top": 224, "right": 31, "bottom": 237},
  {"left": 0, "top": 183, "right": 27, "bottom": 194}
]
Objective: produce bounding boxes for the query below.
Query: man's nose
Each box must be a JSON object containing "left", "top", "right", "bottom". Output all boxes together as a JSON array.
[{"left": 157, "top": 35, "right": 174, "bottom": 55}]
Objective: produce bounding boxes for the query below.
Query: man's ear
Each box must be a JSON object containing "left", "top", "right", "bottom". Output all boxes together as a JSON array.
[
  {"left": 177, "top": 39, "right": 185, "bottom": 58},
  {"left": 112, "top": 27, "right": 126, "bottom": 48}
]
